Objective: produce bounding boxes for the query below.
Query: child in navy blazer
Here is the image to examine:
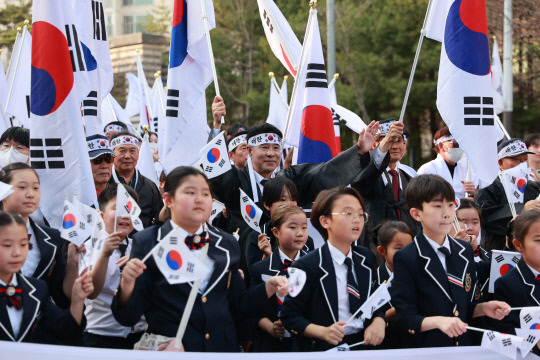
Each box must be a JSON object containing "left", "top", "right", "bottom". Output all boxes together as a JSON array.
[{"left": 390, "top": 175, "right": 510, "bottom": 348}]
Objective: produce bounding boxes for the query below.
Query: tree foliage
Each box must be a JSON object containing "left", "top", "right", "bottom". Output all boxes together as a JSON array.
[{"left": 0, "top": 0, "right": 32, "bottom": 47}]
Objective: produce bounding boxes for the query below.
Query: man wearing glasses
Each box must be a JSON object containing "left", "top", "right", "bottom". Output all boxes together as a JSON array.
[{"left": 86, "top": 134, "right": 115, "bottom": 196}]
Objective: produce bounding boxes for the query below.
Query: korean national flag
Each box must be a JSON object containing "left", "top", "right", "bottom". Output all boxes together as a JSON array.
[
  {"left": 358, "top": 281, "right": 392, "bottom": 320},
  {"left": 481, "top": 330, "right": 522, "bottom": 360},
  {"left": 199, "top": 132, "right": 231, "bottom": 179},
  {"left": 488, "top": 250, "right": 521, "bottom": 293},
  {"left": 519, "top": 307, "right": 540, "bottom": 330},
  {"left": 239, "top": 188, "right": 263, "bottom": 232},
  {"left": 209, "top": 199, "right": 226, "bottom": 223},
  {"left": 60, "top": 199, "right": 93, "bottom": 246},
  {"left": 150, "top": 227, "right": 210, "bottom": 285},
  {"left": 116, "top": 183, "right": 143, "bottom": 231},
  {"left": 499, "top": 162, "right": 531, "bottom": 204}
]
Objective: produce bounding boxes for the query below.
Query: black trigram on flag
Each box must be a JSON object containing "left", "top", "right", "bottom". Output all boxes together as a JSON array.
[
  {"left": 170, "top": 237, "right": 178, "bottom": 245},
  {"left": 82, "top": 91, "right": 98, "bottom": 117},
  {"left": 502, "top": 338, "right": 512, "bottom": 346},
  {"left": 495, "top": 254, "right": 505, "bottom": 263},
  {"left": 487, "top": 332, "right": 495, "bottom": 341},
  {"left": 305, "top": 63, "right": 327, "bottom": 88},
  {"left": 166, "top": 89, "right": 179, "bottom": 118},
  {"left": 92, "top": 0, "right": 107, "bottom": 41},
  {"left": 65, "top": 24, "right": 86, "bottom": 73},
  {"left": 463, "top": 96, "right": 494, "bottom": 126},
  {"left": 526, "top": 334, "right": 536, "bottom": 344},
  {"left": 152, "top": 117, "right": 158, "bottom": 133},
  {"left": 30, "top": 138, "right": 65, "bottom": 169},
  {"left": 242, "top": 196, "right": 249, "bottom": 202},
  {"left": 262, "top": 10, "right": 274, "bottom": 33},
  {"left": 524, "top": 314, "right": 533, "bottom": 323}
]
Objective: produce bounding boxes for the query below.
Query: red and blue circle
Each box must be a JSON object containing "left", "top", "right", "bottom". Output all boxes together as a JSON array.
[
  {"left": 246, "top": 205, "right": 256, "bottom": 219},
  {"left": 517, "top": 178, "right": 526, "bottom": 193},
  {"left": 166, "top": 250, "right": 182, "bottom": 270},
  {"left": 63, "top": 214, "right": 77, "bottom": 229},
  {"left": 499, "top": 263, "right": 514, "bottom": 276},
  {"left": 207, "top": 148, "right": 220, "bottom": 163},
  {"left": 268, "top": 135, "right": 274, "bottom": 141},
  {"left": 31, "top": 21, "right": 74, "bottom": 116},
  {"left": 530, "top": 323, "right": 540, "bottom": 330},
  {"left": 170, "top": 0, "right": 188, "bottom": 68}
]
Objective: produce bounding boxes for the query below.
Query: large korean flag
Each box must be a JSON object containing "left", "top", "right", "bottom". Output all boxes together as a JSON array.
[
  {"left": 30, "top": 0, "right": 97, "bottom": 229},
  {"left": 436, "top": 0, "right": 504, "bottom": 185}
]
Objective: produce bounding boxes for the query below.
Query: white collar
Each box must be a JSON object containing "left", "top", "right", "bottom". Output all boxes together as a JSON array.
[
  {"left": 385, "top": 264, "right": 393, "bottom": 277},
  {"left": 386, "top": 162, "right": 401, "bottom": 173},
  {"left": 169, "top": 220, "right": 205, "bottom": 239},
  {"left": 526, "top": 263, "right": 540, "bottom": 278},
  {"left": 327, "top": 241, "right": 352, "bottom": 266},
  {"left": 278, "top": 248, "right": 299, "bottom": 264},
  {"left": 424, "top": 233, "right": 451, "bottom": 254},
  {"left": 253, "top": 169, "right": 272, "bottom": 186},
  {"left": 0, "top": 274, "right": 18, "bottom": 287}
]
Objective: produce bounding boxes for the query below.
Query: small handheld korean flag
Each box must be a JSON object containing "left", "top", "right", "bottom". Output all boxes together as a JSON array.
[
  {"left": 116, "top": 183, "right": 143, "bottom": 231},
  {"left": 0, "top": 182, "right": 14, "bottom": 201},
  {"left": 209, "top": 199, "right": 226, "bottom": 223},
  {"left": 73, "top": 194, "right": 98, "bottom": 231},
  {"left": 79, "top": 214, "right": 107, "bottom": 275},
  {"left": 489, "top": 250, "right": 521, "bottom": 293},
  {"left": 358, "top": 281, "right": 392, "bottom": 320},
  {"left": 481, "top": 330, "right": 522, "bottom": 360},
  {"left": 500, "top": 162, "right": 531, "bottom": 204},
  {"left": 519, "top": 307, "right": 540, "bottom": 330},
  {"left": 287, "top": 267, "right": 307, "bottom": 298},
  {"left": 515, "top": 328, "right": 540, "bottom": 355},
  {"left": 61, "top": 199, "right": 93, "bottom": 246},
  {"left": 199, "top": 132, "right": 231, "bottom": 179},
  {"left": 239, "top": 188, "right": 263, "bottom": 232},
  {"left": 150, "top": 227, "right": 210, "bottom": 285}
]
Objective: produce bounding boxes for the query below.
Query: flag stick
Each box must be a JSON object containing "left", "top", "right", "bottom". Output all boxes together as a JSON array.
[
  {"left": 282, "top": 6, "right": 316, "bottom": 146},
  {"left": 328, "top": 73, "right": 339, "bottom": 90},
  {"left": 106, "top": 95, "right": 119, "bottom": 123},
  {"left": 199, "top": 0, "right": 224, "bottom": 124},
  {"left": 509, "top": 307, "right": 532, "bottom": 311},
  {"left": 269, "top": 72, "right": 290, "bottom": 110},
  {"left": 397, "top": 0, "right": 435, "bottom": 123},
  {"left": 140, "top": 249, "right": 153, "bottom": 264},
  {"left": 495, "top": 114, "right": 511, "bottom": 140},
  {"left": 4, "top": 22, "right": 28, "bottom": 115},
  {"left": 136, "top": 51, "right": 156, "bottom": 130},
  {"left": 465, "top": 325, "right": 489, "bottom": 333},
  {"left": 349, "top": 341, "right": 365, "bottom": 348},
  {"left": 154, "top": 71, "right": 166, "bottom": 116},
  {"left": 175, "top": 244, "right": 210, "bottom": 349},
  {"left": 464, "top": 160, "right": 471, "bottom": 198}
]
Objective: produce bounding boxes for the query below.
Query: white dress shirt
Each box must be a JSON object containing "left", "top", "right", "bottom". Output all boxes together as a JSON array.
[
  {"left": 0, "top": 276, "right": 23, "bottom": 338},
  {"left": 278, "top": 248, "right": 300, "bottom": 265},
  {"left": 327, "top": 242, "right": 364, "bottom": 335},
  {"left": 21, "top": 221, "right": 40, "bottom": 277},
  {"left": 424, "top": 234, "right": 451, "bottom": 272}
]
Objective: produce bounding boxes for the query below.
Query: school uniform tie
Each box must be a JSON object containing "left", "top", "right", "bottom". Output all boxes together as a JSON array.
[
  {"left": 184, "top": 233, "right": 211, "bottom": 250},
  {"left": 388, "top": 169, "right": 401, "bottom": 220},
  {"left": 283, "top": 259, "right": 293, "bottom": 271},
  {"left": 535, "top": 275, "right": 540, "bottom": 282},
  {"left": 438, "top": 247, "right": 463, "bottom": 301},
  {"left": 344, "top": 257, "right": 362, "bottom": 314},
  {"left": 0, "top": 285, "right": 23, "bottom": 310},
  {"left": 118, "top": 239, "right": 129, "bottom": 258}
]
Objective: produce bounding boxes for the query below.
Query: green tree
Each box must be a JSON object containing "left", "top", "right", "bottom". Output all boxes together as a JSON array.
[
  {"left": 139, "top": 0, "right": 172, "bottom": 38},
  {"left": 0, "top": 0, "right": 32, "bottom": 47}
]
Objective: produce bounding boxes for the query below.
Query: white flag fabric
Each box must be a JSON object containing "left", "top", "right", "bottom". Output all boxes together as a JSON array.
[
  {"left": 73, "top": 195, "right": 98, "bottom": 232},
  {"left": 330, "top": 102, "right": 367, "bottom": 134},
  {"left": 287, "top": 267, "right": 307, "bottom": 298},
  {"left": 280, "top": 76, "right": 288, "bottom": 102},
  {"left": 515, "top": 328, "right": 540, "bottom": 355},
  {"left": 0, "top": 182, "right": 14, "bottom": 201},
  {"left": 124, "top": 72, "right": 140, "bottom": 117},
  {"left": 239, "top": 188, "right": 263, "bottom": 232},
  {"left": 101, "top": 94, "right": 135, "bottom": 133},
  {"left": 491, "top": 39, "right": 505, "bottom": 115},
  {"left": 256, "top": 0, "right": 301, "bottom": 77},
  {"left": 6, "top": 27, "right": 31, "bottom": 128},
  {"left": 489, "top": 250, "right": 521, "bottom": 293},
  {"left": 0, "top": 54, "right": 8, "bottom": 131},
  {"left": 136, "top": 53, "right": 152, "bottom": 133},
  {"left": 266, "top": 77, "right": 289, "bottom": 133},
  {"left": 60, "top": 199, "right": 92, "bottom": 246},
  {"left": 136, "top": 132, "right": 160, "bottom": 188},
  {"left": 424, "top": 0, "right": 448, "bottom": 42},
  {"left": 499, "top": 162, "right": 531, "bottom": 204},
  {"left": 325, "top": 343, "right": 351, "bottom": 352},
  {"left": 519, "top": 307, "right": 540, "bottom": 330},
  {"left": 116, "top": 183, "right": 144, "bottom": 231},
  {"left": 5, "top": 30, "right": 21, "bottom": 88},
  {"left": 209, "top": 199, "right": 225, "bottom": 223},
  {"left": 161, "top": 0, "right": 215, "bottom": 173},
  {"left": 79, "top": 213, "right": 107, "bottom": 275},
  {"left": 199, "top": 132, "right": 231, "bottom": 179},
  {"left": 151, "top": 75, "right": 166, "bottom": 156},
  {"left": 30, "top": 1, "right": 98, "bottom": 229},
  {"left": 150, "top": 227, "right": 210, "bottom": 284},
  {"left": 436, "top": 0, "right": 504, "bottom": 186},
  {"left": 481, "top": 330, "right": 522, "bottom": 360},
  {"left": 359, "top": 281, "right": 392, "bottom": 320}
]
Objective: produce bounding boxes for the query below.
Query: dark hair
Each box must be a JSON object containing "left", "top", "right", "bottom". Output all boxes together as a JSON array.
[
  {"left": 110, "top": 131, "right": 141, "bottom": 143},
  {"left": 0, "top": 127, "right": 30, "bottom": 148},
  {"left": 271, "top": 203, "right": 306, "bottom": 233},
  {"left": 262, "top": 176, "right": 300, "bottom": 209},
  {"left": 226, "top": 130, "right": 247, "bottom": 153},
  {"left": 0, "top": 162, "right": 39, "bottom": 185},
  {"left": 524, "top": 133, "right": 540, "bottom": 148},
  {"left": 457, "top": 198, "right": 482, "bottom": 223},
  {"left": 226, "top": 123, "right": 248, "bottom": 139},
  {"left": 246, "top": 123, "right": 283, "bottom": 143},
  {"left": 378, "top": 221, "right": 412, "bottom": 248},
  {"left": 149, "top": 131, "right": 158, "bottom": 138},
  {"left": 406, "top": 174, "right": 455, "bottom": 211},
  {"left": 98, "top": 184, "right": 139, "bottom": 211},
  {"left": 104, "top": 121, "right": 128, "bottom": 133},
  {"left": 163, "top": 166, "right": 210, "bottom": 196},
  {"left": 432, "top": 126, "right": 451, "bottom": 153},
  {"left": 0, "top": 210, "right": 26, "bottom": 229},
  {"left": 311, "top": 186, "right": 365, "bottom": 240},
  {"left": 513, "top": 209, "right": 540, "bottom": 244}
]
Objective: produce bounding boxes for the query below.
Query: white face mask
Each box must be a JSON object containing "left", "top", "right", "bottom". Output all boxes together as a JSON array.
[
  {"left": 446, "top": 147, "right": 464, "bottom": 163},
  {"left": 148, "top": 142, "right": 159, "bottom": 154},
  {"left": 0, "top": 147, "right": 29, "bottom": 167}
]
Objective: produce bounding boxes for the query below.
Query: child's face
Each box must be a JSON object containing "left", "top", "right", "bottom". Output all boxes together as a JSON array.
[
  {"left": 513, "top": 221, "right": 540, "bottom": 272},
  {"left": 322, "top": 194, "right": 365, "bottom": 245},
  {"left": 265, "top": 187, "right": 297, "bottom": 216},
  {"left": 456, "top": 208, "right": 481, "bottom": 238},
  {"left": 273, "top": 213, "right": 308, "bottom": 254},
  {"left": 0, "top": 224, "right": 29, "bottom": 283},
  {"left": 101, "top": 197, "right": 134, "bottom": 236},
  {"left": 378, "top": 232, "right": 413, "bottom": 272},
  {"left": 3, "top": 169, "right": 40, "bottom": 217},
  {"left": 411, "top": 197, "right": 454, "bottom": 241},
  {"left": 164, "top": 175, "right": 213, "bottom": 232}
]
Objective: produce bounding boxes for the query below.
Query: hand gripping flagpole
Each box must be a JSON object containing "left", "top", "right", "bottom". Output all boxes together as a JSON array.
[
  {"left": 4, "top": 22, "right": 28, "bottom": 118},
  {"left": 200, "top": 0, "right": 225, "bottom": 124},
  {"left": 397, "top": 0, "right": 435, "bottom": 122},
  {"left": 282, "top": 1, "right": 316, "bottom": 146}
]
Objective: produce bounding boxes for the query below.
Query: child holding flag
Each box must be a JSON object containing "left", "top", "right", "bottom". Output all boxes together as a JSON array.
[
  {"left": 111, "top": 166, "right": 288, "bottom": 352},
  {"left": 280, "top": 187, "right": 386, "bottom": 351},
  {"left": 0, "top": 211, "right": 93, "bottom": 344},
  {"left": 250, "top": 203, "right": 309, "bottom": 352},
  {"left": 81, "top": 185, "right": 146, "bottom": 348},
  {"left": 494, "top": 209, "right": 540, "bottom": 356}
]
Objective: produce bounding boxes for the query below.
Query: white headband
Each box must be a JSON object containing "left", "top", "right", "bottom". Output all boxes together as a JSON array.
[
  {"left": 104, "top": 124, "right": 125, "bottom": 133},
  {"left": 434, "top": 135, "right": 454, "bottom": 145},
  {"left": 247, "top": 133, "right": 281, "bottom": 147},
  {"left": 497, "top": 140, "right": 530, "bottom": 160},
  {"left": 228, "top": 134, "right": 247, "bottom": 152},
  {"left": 111, "top": 135, "right": 140, "bottom": 150},
  {"left": 87, "top": 138, "right": 111, "bottom": 152}
]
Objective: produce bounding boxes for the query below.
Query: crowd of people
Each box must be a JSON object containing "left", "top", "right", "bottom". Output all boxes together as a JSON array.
[{"left": 0, "top": 97, "right": 539, "bottom": 354}]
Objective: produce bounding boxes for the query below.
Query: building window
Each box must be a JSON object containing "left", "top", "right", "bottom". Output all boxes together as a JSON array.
[
  {"left": 122, "top": 0, "right": 152, "bottom": 5},
  {"left": 122, "top": 0, "right": 133, "bottom": 5},
  {"left": 107, "top": 14, "right": 113, "bottom": 37},
  {"left": 123, "top": 15, "right": 134, "bottom": 34}
]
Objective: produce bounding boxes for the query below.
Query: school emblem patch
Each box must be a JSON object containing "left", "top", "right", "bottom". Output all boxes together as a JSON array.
[
  {"left": 474, "top": 284, "right": 481, "bottom": 301},
  {"left": 465, "top": 273, "right": 472, "bottom": 292}
]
